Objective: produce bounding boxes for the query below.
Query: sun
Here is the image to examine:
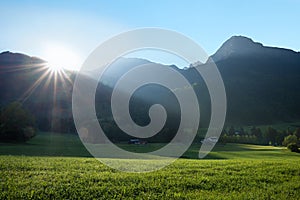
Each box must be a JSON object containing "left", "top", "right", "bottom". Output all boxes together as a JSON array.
[{"left": 43, "top": 44, "right": 81, "bottom": 72}]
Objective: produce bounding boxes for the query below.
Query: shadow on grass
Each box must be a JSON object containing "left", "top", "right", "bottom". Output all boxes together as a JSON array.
[{"left": 0, "top": 132, "right": 293, "bottom": 160}]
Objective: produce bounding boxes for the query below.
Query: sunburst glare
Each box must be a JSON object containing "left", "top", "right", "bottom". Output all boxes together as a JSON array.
[{"left": 44, "top": 43, "right": 80, "bottom": 72}]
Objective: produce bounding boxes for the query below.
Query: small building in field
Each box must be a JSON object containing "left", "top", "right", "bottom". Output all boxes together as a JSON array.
[{"left": 128, "top": 139, "right": 147, "bottom": 145}]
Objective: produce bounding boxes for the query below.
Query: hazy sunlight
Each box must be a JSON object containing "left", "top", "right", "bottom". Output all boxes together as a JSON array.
[{"left": 44, "top": 44, "right": 80, "bottom": 71}]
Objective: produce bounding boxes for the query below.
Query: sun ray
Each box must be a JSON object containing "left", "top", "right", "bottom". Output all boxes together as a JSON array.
[
  {"left": 19, "top": 63, "right": 74, "bottom": 105},
  {"left": 20, "top": 67, "right": 52, "bottom": 103},
  {"left": 0, "top": 63, "right": 47, "bottom": 74},
  {"left": 60, "top": 70, "right": 74, "bottom": 85},
  {"left": 43, "top": 69, "right": 55, "bottom": 90}
]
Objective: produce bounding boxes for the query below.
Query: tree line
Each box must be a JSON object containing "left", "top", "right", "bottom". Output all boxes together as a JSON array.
[
  {"left": 1, "top": 101, "right": 299, "bottom": 153},
  {"left": 220, "top": 126, "right": 300, "bottom": 152}
]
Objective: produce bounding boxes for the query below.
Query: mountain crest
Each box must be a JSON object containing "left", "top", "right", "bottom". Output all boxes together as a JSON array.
[
  {"left": 211, "top": 36, "right": 264, "bottom": 62},
  {"left": 0, "top": 51, "right": 45, "bottom": 66}
]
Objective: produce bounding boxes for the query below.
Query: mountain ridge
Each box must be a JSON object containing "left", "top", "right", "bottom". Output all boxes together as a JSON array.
[
  {"left": 0, "top": 35, "right": 300, "bottom": 134},
  {"left": 210, "top": 36, "right": 300, "bottom": 63},
  {"left": 0, "top": 51, "right": 45, "bottom": 66}
]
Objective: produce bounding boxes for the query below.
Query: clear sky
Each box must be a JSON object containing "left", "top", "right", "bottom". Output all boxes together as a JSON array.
[{"left": 1, "top": 0, "right": 299, "bottom": 70}]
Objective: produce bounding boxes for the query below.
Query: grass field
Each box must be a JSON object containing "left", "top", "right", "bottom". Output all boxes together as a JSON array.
[{"left": 1, "top": 132, "right": 300, "bottom": 199}]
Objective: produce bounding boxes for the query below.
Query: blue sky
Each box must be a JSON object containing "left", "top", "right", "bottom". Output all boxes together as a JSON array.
[{"left": 1, "top": 0, "right": 299, "bottom": 69}]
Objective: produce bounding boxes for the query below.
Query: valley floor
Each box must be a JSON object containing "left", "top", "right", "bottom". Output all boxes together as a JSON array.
[{"left": 0, "top": 132, "right": 299, "bottom": 199}]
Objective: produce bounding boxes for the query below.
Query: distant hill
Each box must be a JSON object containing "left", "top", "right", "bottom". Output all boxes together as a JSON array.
[{"left": 1, "top": 36, "right": 300, "bottom": 139}]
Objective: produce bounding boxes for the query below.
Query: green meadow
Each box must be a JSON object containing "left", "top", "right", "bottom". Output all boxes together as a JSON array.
[{"left": 1, "top": 132, "right": 299, "bottom": 199}]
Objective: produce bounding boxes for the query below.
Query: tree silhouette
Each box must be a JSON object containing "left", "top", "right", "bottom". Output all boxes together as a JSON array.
[
  {"left": 0, "top": 102, "right": 36, "bottom": 142},
  {"left": 282, "top": 135, "right": 299, "bottom": 147}
]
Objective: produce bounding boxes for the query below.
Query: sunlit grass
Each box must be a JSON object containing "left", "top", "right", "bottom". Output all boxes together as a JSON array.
[
  {"left": 0, "top": 156, "right": 299, "bottom": 199},
  {"left": 1, "top": 132, "right": 299, "bottom": 198}
]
